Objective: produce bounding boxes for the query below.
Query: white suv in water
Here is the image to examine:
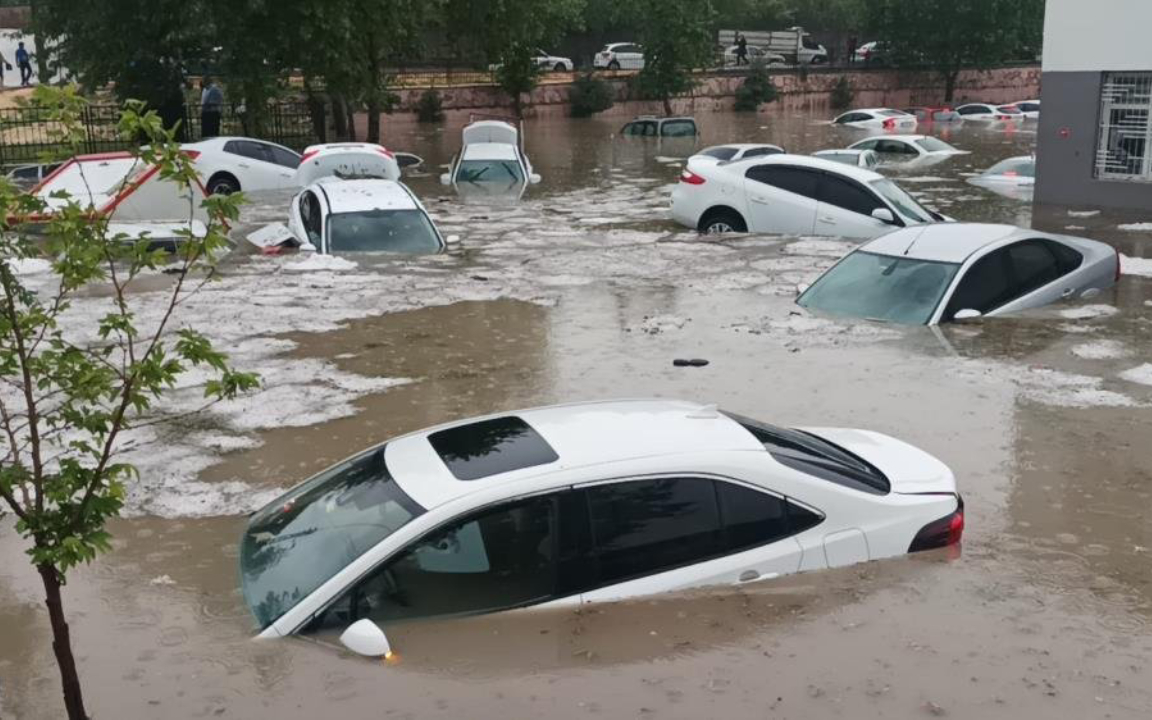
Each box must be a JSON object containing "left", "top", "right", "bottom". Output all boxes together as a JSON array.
[{"left": 241, "top": 399, "right": 962, "bottom": 655}]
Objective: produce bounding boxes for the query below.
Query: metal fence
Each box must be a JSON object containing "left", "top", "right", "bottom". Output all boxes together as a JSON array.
[{"left": 0, "top": 101, "right": 318, "bottom": 168}]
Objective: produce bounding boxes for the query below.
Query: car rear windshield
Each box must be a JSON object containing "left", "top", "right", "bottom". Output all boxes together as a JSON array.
[
  {"left": 915, "top": 137, "right": 954, "bottom": 153},
  {"left": 724, "top": 413, "right": 890, "bottom": 494},
  {"left": 428, "top": 416, "right": 559, "bottom": 481},
  {"left": 327, "top": 209, "right": 442, "bottom": 254},
  {"left": 702, "top": 146, "right": 739, "bottom": 161},
  {"left": 240, "top": 446, "right": 425, "bottom": 629},
  {"left": 985, "top": 158, "right": 1035, "bottom": 178},
  {"left": 798, "top": 251, "right": 961, "bottom": 325},
  {"left": 456, "top": 159, "right": 524, "bottom": 185},
  {"left": 878, "top": 109, "right": 905, "bottom": 117}
]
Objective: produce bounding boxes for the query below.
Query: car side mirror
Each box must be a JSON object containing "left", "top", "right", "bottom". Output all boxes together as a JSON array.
[
  {"left": 529, "top": 173, "right": 542, "bottom": 185},
  {"left": 871, "top": 208, "right": 897, "bottom": 224},
  {"left": 953, "top": 309, "right": 983, "bottom": 321},
  {"left": 340, "top": 619, "right": 393, "bottom": 658},
  {"left": 439, "top": 173, "right": 451, "bottom": 186}
]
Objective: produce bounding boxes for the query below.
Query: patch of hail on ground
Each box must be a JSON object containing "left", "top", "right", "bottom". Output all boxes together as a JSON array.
[
  {"left": 1059, "top": 304, "right": 1120, "bottom": 320},
  {"left": 4, "top": 257, "right": 53, "bottom": 275},
  {"left": 632, "top": 314, "right": 689, "bottom": 335},
  {"left": 1068, "top": 210, "right": 1101, "bottom": 217},
  {"left": 1121, "top": 254, "right": 1152, "bottom": 277},
  {"left": 1065, "top": 225, "right": 1087, "bottom": 231},
  {"left": 898, "top": 176, "right": 952, "bottom": 183},
  {"left": 955, "top": 361, "right": 1140, "bottom": 409},
  {"left": 781, "top": 237, "right": 859, "bottom": 258},
  {"left": 1119, "top": 363, "right": 1152, "bottom": 387},
  {"left": 1070, "top": 340, "right": 1132, "bottom": 360},
  {"left": 1117, "top": 222, "right": 1152, "bottom": 231},
  {"left": 284, "top": 253, "right": 359, "bottom": 272}
]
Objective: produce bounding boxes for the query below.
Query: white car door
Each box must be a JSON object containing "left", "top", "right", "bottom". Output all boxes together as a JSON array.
[
  {"left": 623, "top": 45, "right": 644, "bottom": 69},
  {"left": 814, "top": 172, "right": 898, "bottom": 239},
  {"left": 250, "top": 141, "right": 300, "bottom": 189},
  {"left": 577, "top": 477, "right": 807, "bottom": 605},
  {"left": 742, "top": 164, "right": 819, "bottom": 235}
]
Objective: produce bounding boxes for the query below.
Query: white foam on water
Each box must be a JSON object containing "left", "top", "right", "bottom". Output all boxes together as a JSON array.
[
  {"left": 284, "top": 254, "right": 359, "bottom": 272},
  {"left": 1117, "top": 222, "right": 1152, "bottom": 232},
  {"left": 1070, "top": 340, "right": 1131, "bottom": 360},
  {"left": 1119, "top": 364, "right": 1152, "bottom": 387},
  {"left": 1121, "top": 255, "right": 1152, "bottom": 278},
  {"left": 1060, "top": 304, "right": 1120, "bottom": 320},
  {"left": 1068, "top": 210, "right": 1101, "bottom": 218}
]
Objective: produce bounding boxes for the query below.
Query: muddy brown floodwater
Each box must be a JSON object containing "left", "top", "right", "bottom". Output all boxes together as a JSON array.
[{"left": 2, "top": 110, "right": 1152, "bottom": 719}]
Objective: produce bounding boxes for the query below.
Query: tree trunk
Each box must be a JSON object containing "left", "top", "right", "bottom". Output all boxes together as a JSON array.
[
  {"left": 366, "top": 98, "right": 381, "bottom": 144},
  {"left": 331, "top": 94, "right": 348, "bottom": 141},
  {"left": 38, "top": 563, "right": 88, "bottom": 720},
  {"left": 345, "top": 100, "right": 358, "bottom": 141},
  {"left": 662, "top": 96, "right": 673, "bottom": 116},
  {"left": 943, "top": 70, "right": 960, "bottom": 103}
]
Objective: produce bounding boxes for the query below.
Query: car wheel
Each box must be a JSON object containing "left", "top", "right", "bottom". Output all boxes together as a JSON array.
[
  {"left": 554, "top": 62, "right": 567, "bottom": 72},
  {"left": 608, "top": 60, "right": 620, "bottom": 70},
  {"left": 699, "top": 209, "right": 747, "bottom": 235},
  {"left": 207, "top": 173, "right": 240, "bottom": 195}
]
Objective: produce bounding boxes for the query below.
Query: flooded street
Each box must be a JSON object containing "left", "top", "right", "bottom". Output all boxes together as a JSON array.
[{"left": 2, "top": 109, "right": 1152, "bottom": 719}]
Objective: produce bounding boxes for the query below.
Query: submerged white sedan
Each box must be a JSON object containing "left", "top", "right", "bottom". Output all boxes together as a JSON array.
[
  {"left": 287, "top": 178, "right": 445, "bottom": 254},
  {"left": 241, "top": 399, "right": 963, "bottom": 655}
]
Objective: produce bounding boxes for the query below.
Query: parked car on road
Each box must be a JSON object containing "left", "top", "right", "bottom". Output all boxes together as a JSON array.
[
  {"left": 241, "top": 398, "right": 963, "bottom": 654},
  {"left": 954, "top": 103, "right": 1024, "bottom": 122},
  {"left": 620, "top": 116, "right": 699, "bottom": 138},
  {"left": 721, "top": 45, "right": 787, "bottom": 67},
  {"left": 670, "top": 154, "right": 946, "bottom": 238},
  {"left": 694, "top": 144, "right": 785, "bottom": 163},
  {"left": 832, "top": 108, "right": 919, "bottom": 131},
  {"left": 853, "top": 41, "right": 888, "bottom": 65},
  {"left": 593, "top": 42, "right": 644, "bottom": 70},
  {"left": 287, "top": 178, "right": 445, "bottom": 255},
  {"left": 797, "top": 224, "right": 1120, "bottom": 325},
  {"left": 812, "top": 149, "right": 881, "bottom": 170},
  {"left": 441, "top": 119, "right": 540, "bottom": 199},
  {"left": 490, "top": 49, "right": 574, "bottom": 73},
  {"left": 848, "top": 135, "right": 968, "bottom": 167},
  {"left": 903, "top": 107, "right": 963, "bottom": 124},
  {"left": 183, "top": 136, "right": 302, "bottom": 195},
  {"left": 1008, "top": 100, "right": 1041, "bottom": 119},
  {"left": 966, "top": 156, "right": 1036, "bottom": 201}
]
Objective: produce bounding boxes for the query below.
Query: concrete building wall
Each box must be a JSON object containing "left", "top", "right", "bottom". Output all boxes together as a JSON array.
[{"left": 1042, "top": 0, "right": 1152, "bottom": 73}]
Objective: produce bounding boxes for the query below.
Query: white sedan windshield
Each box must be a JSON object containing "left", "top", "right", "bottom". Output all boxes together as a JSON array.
[
  {"left": 869, "top": 178, "right": 934, "bottom": 223},
  {"left": 799, "top": 251, "right": 961, "bottom": 325}
]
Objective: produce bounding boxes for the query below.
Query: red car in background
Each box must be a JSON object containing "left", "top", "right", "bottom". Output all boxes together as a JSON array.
[{"left": 904, "top": 107, "right": 963, "bottom": 123}]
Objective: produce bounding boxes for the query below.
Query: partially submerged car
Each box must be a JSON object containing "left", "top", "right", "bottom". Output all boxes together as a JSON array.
[
  {"left": 183, "top": 136, "right": 302, "bottom": 195},
  {"left": 812, "top": 148, "right": 881, "bottom": 170},
  {"left": 240, "top": 398, "right": 962, "bottom": 653},
  {"left": 1010, "top": 100, "right": 1041, "bottom": 120},
  {"left": 297, "top": 143, "right": 401, "bottom": 186},
  {"left": 440, "top": 119, "right": 540, "bottom": 199},
  {"left": 966, "top": 156, "right": 1036, "bottom": 201},
  {"left": 693, "top": 143, "right": 785, "bottom": 163},
  {"left": 797, "top": 224, "right": 1120, "bottom": 325},
  {"left": 620, "top": 116, "right": 699, "bottom": 138},
  {"left": 832, "top": 108, "right": 918, "bottom": 131},
  {"left": 847, "top": 135, "right": 968, "bottom": 168},
  {"left": 903, "top": 107, "right": 962, "bottom": 124},
  {"left": 670, "top": 154, "right": 947, "bottom": 238},
  {"left": 6, "top": 162, "right": 62, "bottom": 191},
  {"left": 954, "top": 103, "right": 1024, "bottom": 122}
]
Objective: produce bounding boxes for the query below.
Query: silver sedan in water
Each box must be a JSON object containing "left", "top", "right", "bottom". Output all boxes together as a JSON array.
[{"left": 798, "top": 224, "right": 1120, "bottom": 325}]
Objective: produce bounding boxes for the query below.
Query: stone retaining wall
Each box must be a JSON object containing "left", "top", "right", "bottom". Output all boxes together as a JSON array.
[{"left": 0, "top": 7, "right": 30, "bottom": 29}]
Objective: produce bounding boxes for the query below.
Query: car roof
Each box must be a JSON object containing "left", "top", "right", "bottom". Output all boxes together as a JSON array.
[
  {"left": 385, "top": 399, "right": 763, "bottom": 509},
  {"left": 855, "top": 134, "right": 929, "bottom": 144},
  {"left": 314, "top": 179, "right": 417, "bottom": 213},
  {"left": 846, "top": 108, "right": 903, "bottom": 115},
  {"left": 462, "top": 142, "right": 519, "bottom": 161},
  {"left": 861, "top": 223, "right": 1029, "bottom": 263},
  {"left": 727, "top": 153, "right": 886, "bottom": 182},
  {"left": 704, "top": 143, "right": 781, "bottom": 152}
]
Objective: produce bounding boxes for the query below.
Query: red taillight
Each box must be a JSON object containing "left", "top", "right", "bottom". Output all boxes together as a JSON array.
[
  {"left": 908, "top": 496, "right": 964, "bottom": 553},
  {"left": 883, "top": 118, "right": 896, "bottom": 130},
  {"left": 680, "top": 169, "right": 706, "bottom": 185},
  {"left": 1115, "top": 247, "right": 1123, "bottom": 282},
  {"left": 301, "top": 150, "right": 319, "bottom": 163},
  {"left": 183, "top": 149, "right": 201, "bottom": 160},
  {"left": 1003, "top": 170, "right": 1018, "bottom": 177},
  {"left": 376, "top": 147, "right": 395, "bottom": 159}
]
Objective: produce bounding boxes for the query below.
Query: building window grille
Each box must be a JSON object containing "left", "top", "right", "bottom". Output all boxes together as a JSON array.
[{"left": 1096, "top": 72, "right": 1152, "bottom": 181}]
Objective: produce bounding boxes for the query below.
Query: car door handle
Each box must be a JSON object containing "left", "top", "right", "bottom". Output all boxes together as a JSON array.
[
  {"left": 1061, "top": 287, "right": 1075, "bottom": 298},
  {"left": 749, "top": 195, "right": 770, "bottom": 205},
  {"left": 238, "top": 162, "right": 250, "bottom": 168},
  {"left": 819, "top": 215, "right": 836, "bottom": 223}
]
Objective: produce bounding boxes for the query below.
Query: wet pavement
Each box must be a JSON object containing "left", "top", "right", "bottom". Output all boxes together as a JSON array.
[{"left": 2, "top": 110, "right": 1152, "bottom": 719}]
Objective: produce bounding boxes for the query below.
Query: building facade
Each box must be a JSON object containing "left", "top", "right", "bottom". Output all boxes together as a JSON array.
[{"left": 1036, "top": 0, "right": 1152, "bottom": 210}]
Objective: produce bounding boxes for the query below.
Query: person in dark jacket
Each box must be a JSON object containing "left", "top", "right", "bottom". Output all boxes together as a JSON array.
[
  {"left": 15, "top": 42, "right": 32, "bottom": 86},
  {"left": 736, "top": 33, "right": 749, "bottom": 66},
  {"left": 200, "top": 76, "right": 224, "bottom": 139}
]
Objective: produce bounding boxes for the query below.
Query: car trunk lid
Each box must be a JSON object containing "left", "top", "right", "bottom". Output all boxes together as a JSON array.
[{"left": 799, "top": 427, "right": 957, "bottom": 495}]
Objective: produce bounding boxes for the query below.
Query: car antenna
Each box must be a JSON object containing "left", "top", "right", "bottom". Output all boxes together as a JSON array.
[{"left": 902, "top": 226, "right": 929, "bottom": 256}]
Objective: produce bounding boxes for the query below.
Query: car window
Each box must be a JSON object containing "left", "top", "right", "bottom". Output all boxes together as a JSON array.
[
  {"left": 268, "top": 145, "right": 302, "bottom": 169},
  {"left": 742, "top": 146, "right": 780, "bottom": 158},
  {"left": 309, "top": 495, "right": 557, "bottom": 629},
  {"left": 878, "top": 110, "right": 905, "bottom": 117},
  {"left": 746, "top": 165, "right": 820, "bottom": 200},
  {"left": 876, "top": 140, "right": 917, "bottom": 154},
  {"left": 802, "top": 36, "right": 821, "bottom": 50},
  {"left": 1045, "top": 239, "right": 1084, "bottom": 274},
  {"left": 661, "top": 120, "right": 697, "bottom": 137},
  {"left": 717, "top": 482, "right": 790, "bottom": 551},
  {"left": 428, "top": 416, "right": 558, "bottom": 481},
  {"left": 836, "top": 113, "right": 865, "bottom": 124},
  {"left": 223, "top": 140, "right": 267, "bottom": 161},
  {"left": 702, "top": 146, "right": 739, "bottom": 161},
  {"left": 915, "top": 137, "right": 953, "bottom": 153},
  {"left": 818, "top": 174, "right": 886, "bottom": 217},
  {"left": 622, "top": 121, "right": 654, "bottom": 137},
  {"left": 1019, "top": 102, "right": 1040, "bottom": 112},
  {"left": 1007, "top": 240, "right": 1062, "bottom": 296},
  {"left": 299, "top": 191, "right": 321, "bottom": 242},
  {"left": 945, "top": 249, "right": 1014, "bottom": 318},
  {"left": 957, "top": 105, "right": 986, "bottom": 116},
  {"left": 985, "top": 158, "right": 1035, "bottom": 178},
  {"left": 853, "top": 139, "right": 879, "bottom": 150},
  {"left": 799, "top": 251, "right": 961, "bottom": 326},
  {"left": 588, "top": 477, "right": 721, "bottom": 585}
]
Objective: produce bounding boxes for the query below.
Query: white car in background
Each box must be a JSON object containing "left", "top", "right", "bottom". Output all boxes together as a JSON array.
[
  {"left": 966, "top": 156, "right": 1036, "bottom": 201},
  {"left": 832, "top": 108, "right": 919, "bottom": 131},
  {"left": 848, "top": 135, "right": 968, "bottom": 168},
  {"left": 798, "top": 224, "right": 1120, "bottom": 325},
  {"left": 954, "top": 103, "right": 1024, "bottom": 122},
  {"left": 534, "top": 49, "right": 574, "bottom": 72},
  {"left": 441, "top": 119, "right": 540, "bottom": 199},
  {"left": 694, "top": 143, "right": 786, "bottom": 163},
  {"left": 287, "top": 178, "right": 445, "bottom": 255},
  {"left": 593, "top": 42, "right": 644, "bottom": 70},
  {"left": 670, "top": 154, "right": 947, "bottom": 238},
  {"left": 1010, "top": 100, "right": 1041, "bottom": 119},
  {"left": 183, "top": 136, "right": 302, "bottom": 195},
  {"left": 722, "top": 46, "right": 787, "bottom": 67},
  {"left": 296, "top": 142, "right": 401, "bottom": 185},
  {"left": 240, "top": 398, "right": 963, "bottom": 654},
  {"left": 813, "top": 149, "right": 881, "bottom": 170}
]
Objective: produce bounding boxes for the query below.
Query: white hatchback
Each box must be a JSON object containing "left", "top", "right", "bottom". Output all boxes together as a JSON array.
[
  {"left": 240, "top": 399, "right": 962, "bottom": 654},
  {"left": 183, "top": 136, "right": 302, "bottom": 195},
  {"left": 832, "top": 108, "right": 918, "bottom": 131},
  {"left": 954, "top": 103, "right": 1023, "bottom": 122},
  {"left": 593, "top": 42, "right": 645, "bottom": 70},
  {"left": 670, "top": 154, "right": 946, "bottom": 238}
]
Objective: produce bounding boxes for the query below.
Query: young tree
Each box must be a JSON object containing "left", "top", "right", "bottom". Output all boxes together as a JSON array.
[
  {"left": 0, "top": 86, "right": 258, "bottom": 720},
  {"left": 867, "top": 0, "right": 1044, "bottom": 102},
  {"left": 630, "top": 0, "right": 716, "bottom": 116}
]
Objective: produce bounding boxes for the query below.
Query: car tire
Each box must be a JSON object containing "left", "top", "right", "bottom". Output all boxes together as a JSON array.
[
  {"left": 554, "top": 62, "right": 567, "bottom": 72},
  {"left": 608, "top": 60, "right": 620, "bottom": 70},
  {"left": 698, "top": 208, "right": 747, "bottom": 235},
  {"left": 207, "top": 172, "right": 240, "bottom": 195}
]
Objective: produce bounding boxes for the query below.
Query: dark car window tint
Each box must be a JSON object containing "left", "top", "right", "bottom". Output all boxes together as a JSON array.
[
  {"left": 299, "top": 191, "right": 321, "bottom": 242},
  {"left": 588, "top": 477, "right": 721, "bottom": 584},
  {"left": 818, "top": 174, "right": 884, "bottom": 216},
  {"left": 854, "top": 139, "right": 879, "bottom": 150},
  {"left": 746, "top": 166, "right": 819, "bottom": 200},
  {"left": 703, "top": 147, "right": 738, "bottom": 161},
  {"left": 1044, "top": 239, "right": 1084, "bottom": 274},
  {"left": 223, "top": 140, "right": 266, "bottom": 161},
  {"left": 717, "top": 482, "right": 790, "bottom": 552},
  {"left": 269, "top": 145, "right": 302, "bottom": 169},
  {"left": 310, "top": 496, "right": 557, "bottom": 629},
  {"left": 877, "top": 140, "right": 917, "bottom": 155},
  {"left": 661, "top": 120, "right": 697, "bottom": 137},
  {"left": 1007, "top": 240, "right": 1062, "bottom": 296},
  {"left": 788, "top": 503, "right": 823, "bottom": 534},
  {"left": 428, "top": 416, "right": 559, "bottom": 481},
  {"left": 743, "top": 146, "right": 783, "bottom": 158},
  {"left": 946, "top": 249, "right": 1013, "bottom": 318}
]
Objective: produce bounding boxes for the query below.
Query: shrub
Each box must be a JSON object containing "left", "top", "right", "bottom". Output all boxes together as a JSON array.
[
  {"left": 569, "top": 73, "right": 615, "bottom": 117},
  {"left": 415, "top": 89, "right": 444, "bottom": 123},
  {"left": 734, "top": 65, "right": 779, "bottom": 112},
  {"left": 831, "top": 76, "right": 854, "bottom": 110}
]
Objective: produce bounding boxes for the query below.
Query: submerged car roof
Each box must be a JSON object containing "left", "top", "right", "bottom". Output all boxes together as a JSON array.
[
  {"left": 863, "top": 223, "right": 1027, "bottom": 264},
  {"left": 385, "top": 399, "right": 763, "bottom": 508},
  {"left": 315, "top": 178, "right": 418, "bottom": 213},
  {"left": 725, "top": 153, "right": 887, "bottom": 182}
]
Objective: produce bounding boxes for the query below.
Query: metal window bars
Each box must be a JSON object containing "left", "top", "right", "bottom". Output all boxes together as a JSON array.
[{"left": 1096, "top": 72, "right": 1152, "bottom": 181}]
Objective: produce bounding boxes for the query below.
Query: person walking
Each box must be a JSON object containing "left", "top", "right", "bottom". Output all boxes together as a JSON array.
[
  {"left": 200, "top": 76, "right": 223, "bottom": 139},
  {"left": 736, "top": 32, "right": 749, "bottom": 66},
  {"left": 15, "top": 42, "right": 33, "bottom": 86}
]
